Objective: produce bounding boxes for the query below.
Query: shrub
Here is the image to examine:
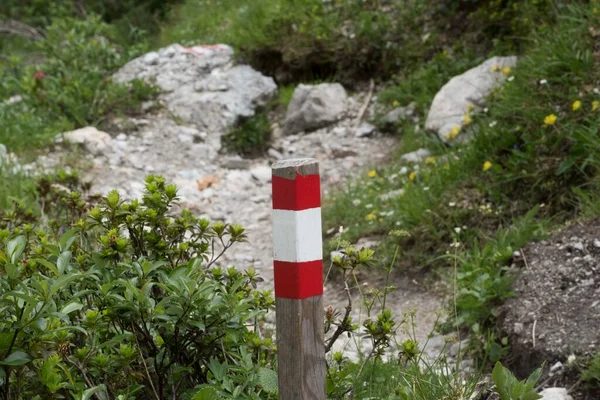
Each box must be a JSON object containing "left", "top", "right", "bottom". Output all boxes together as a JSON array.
[
  {"left": 0, "top": 16, "right": 159, "bottom": 152},
  {"left": 0, "top": 174, "right": 276, "bottom": 398},
  {"left": 222, "top": 112, "right": 271, "bottom": 157}
]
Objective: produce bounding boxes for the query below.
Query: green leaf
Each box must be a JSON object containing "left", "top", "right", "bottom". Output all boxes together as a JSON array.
[
  {"left": 1, "top": 350, "right": 31, "bottom": 366},
  {"left": 82, "top": 384, "right": 107, "bottom": 400},
  {"left": 60, "top": 302, "right": 84, "bottom": 315},
  {"left": 49, "top": 273, "right": 81, "bottom": 297},
  {"left": 7, "top": 236, "right": 26, "bottom": 265},
  {"left": 59, "top": 229, "right": 79, "bottom": 252},
  {"left": 32, "top": 258, "right": 59, "bottom": 277},
  {"left": 57, "top": 251, "right": 72, "bottom": 275},
  {"left": 192, "top": 386, "right": 220, "bottom": 400}
]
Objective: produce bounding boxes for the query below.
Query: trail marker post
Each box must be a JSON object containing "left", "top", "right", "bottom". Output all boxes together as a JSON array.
[{"left": 271, "top": 158, "right": 326, "bottom": 400}]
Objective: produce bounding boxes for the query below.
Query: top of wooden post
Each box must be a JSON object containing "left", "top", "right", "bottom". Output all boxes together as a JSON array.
[{"left": 272, "top": 158, "right": 319, "bottom": 180}]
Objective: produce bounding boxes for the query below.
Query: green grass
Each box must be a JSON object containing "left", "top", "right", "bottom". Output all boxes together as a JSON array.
[
  {"left": 324, "top": 2, "right": 600, "bottom": 342},
  {"left": 0, "top": 161, "right": 37, "bottom": 212}
]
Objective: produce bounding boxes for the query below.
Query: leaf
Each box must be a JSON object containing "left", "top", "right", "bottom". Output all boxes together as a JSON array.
[
  {"left": 57, "top": 251, "right": 72, "bottom": 275},
  {"left": 82, "top": 384, "right": 107, "bottom": 400},
  {"left": 49, "top": 273, "right": 81, "bottom": 297},
  {"left": 59, "top": 229, "right": 79, "bottom": 252},
  {"left": 60, "top": 302, "right": 84, "bottom": 315},
  {"left": 7, "top": 236, "right": 26, "bottom": 265},
  {"left": 32, "top": 258, "right": 60, "bottom": 277},
  {"left": 192, "top": 386, "right": 220, "bottom": 400},
  {"left": 1, "top": 350, "right": 31, "bottom": 366}
]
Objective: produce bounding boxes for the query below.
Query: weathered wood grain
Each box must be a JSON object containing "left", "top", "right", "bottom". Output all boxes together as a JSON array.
[{"left": 276, "top": 296, "right": 326, "bottom": 400}]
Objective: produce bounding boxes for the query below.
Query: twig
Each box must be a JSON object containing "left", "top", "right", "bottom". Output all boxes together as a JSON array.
[
  {"left": 325, "top": 272, "right": 353, "bottom": 353},
  {"left": 0, "top": 20, "right": 44, "bottom": 40},
  {"left": 132, "top": 322, "right": 161, "bottom": 400},
  {"left": 520, "top": 249, "right": 529, "bottom": 269},
  {"left": 354, "top": 79, "right": 375, "bottom": 128},
  {"left": 532, "top": 319, "right": 537, "bottom": 348}
]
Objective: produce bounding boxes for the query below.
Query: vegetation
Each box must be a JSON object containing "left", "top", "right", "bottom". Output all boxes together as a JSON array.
[{"left": 2, "top": 0, "right": 600, "bottom": 397}]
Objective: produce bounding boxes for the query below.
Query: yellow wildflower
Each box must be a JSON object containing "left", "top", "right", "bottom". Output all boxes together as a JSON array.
[
  {"left": 466, "top": 103, "right": 475, "bottom": 112},
  {"left": 572, "top": 100, "right": 582, "bottom": 111},
  {"left": 593, "top": 100, "right": 599, "bottom": 111},
  {"left": 392, "top": 100, "right": 400, "bottom": 107},
  {"left": 491, "top": 65, "right": 501, "bottom": 72},
  {"left": 502, "top": 66, "right": 511, "bottom": 75},
  {"left": 368, "top": 170, "right": 377, "bottom": 178},
  {"left": 463, "top": 114, "right": 473, "bottom": 125},
  {"left": 365, "top": 212, "right": 376, "bottom": 221},
  {"left": 409, "top": 171, "right": 416, "bottom": 181},
  {"left": 543, "top": 114, "right": 557, "bottom": 126},
  {"left": 425, "top": 156, "right": 437, "bottom": 166},
  {"left": 446, "top": 125, "right": 461, "bottom": 140},
  {"left": 482, "top": 161, "right": 493, "bottom": 171}
]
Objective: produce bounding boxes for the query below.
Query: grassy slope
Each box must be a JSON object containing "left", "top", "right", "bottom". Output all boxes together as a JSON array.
[{"left": 325, "top": 2, "right": 600, "bottom": 347}]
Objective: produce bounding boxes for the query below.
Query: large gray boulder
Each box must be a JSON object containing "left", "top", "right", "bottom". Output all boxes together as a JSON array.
[
  {"left": 284, "top": 83, "right": 347, "bottom": 134},
  {"left": 114, "top": 44, "right": 277, "bottom": 133},
  {"left": 425, "top": 56, "right": 517, "bottom": 143}
]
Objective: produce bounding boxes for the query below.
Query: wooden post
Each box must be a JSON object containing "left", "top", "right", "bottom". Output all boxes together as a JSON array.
[{"left": 271, "top": 158, "right": 326, "bottom": 400}]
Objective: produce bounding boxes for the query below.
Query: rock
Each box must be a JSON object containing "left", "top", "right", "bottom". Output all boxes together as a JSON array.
[
  {"left": 539, "top": 388, "right": 573, "bottom": 400},
  {"left": 284, "top": 83, "right": 347, "bottom": 134},
  {"left": 196, "top": 175, "right": 219, "bottom": 191},
  {"left": 267, "top": 148, "right": 284, "bottom": 160},
  {"left": 60, "top": 127, "right": 113, "bottom": 156},
  {"left": 499, "top": 220, "right": 600, "bottom": 378},
  {"left": 114, "top": 44, "right": 277, "bottom": 133},
  {"left": 355, "top": 122, "right": 376, "bottom": 138},
  {"left": 400, "top": 148, "right": 431, "bottom": 163},
  {"left": 594, "top": 239, "right": 600, "bottom": 248},
  {"left": 250, "top": 166, "right": 272, "bottom": 184},
  {"left": 221, "top": 156, "right": 251, "bottom": 170},
  {"left": 425, "top": 56, "right": 517, "bottom": 142},
  {"left": 382, "top": 102, "right": 416, "bottom": 126}
]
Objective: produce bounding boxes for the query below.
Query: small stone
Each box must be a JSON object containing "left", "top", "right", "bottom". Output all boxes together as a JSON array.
[
  {"left": 355, "top": 122, "right": 376, "bottom": 138},
  {"left": 116, "top": 133, "right": 127, "bottom": 141},
  {"left": 60, "top": 126, "right": 113, "bottom": 156},
  {"left": 382, "top": 102, "right": 416, "bottom": 125},
  {"left": 593, "top": 239, "right": 600, "bottom": 248},
  {"left": 250, "top": 166, "right": 272, "bottom": 184},
  {"left": 572, "top": 242, "right": 585, "bottom": 252},
  {"left": 400, "top": 148, "right": 431, "bottom": 163},
  {"left": 267, "top": 148, "right": 283, "bottom": 160},
  {"left": 513, "top": 322, "right": 524, "bottom": 335},
  {"left": 143, "top": 52, "right": 160, "bottom": 65},
  {"left": 538, "top": 388, "right": 572, "bottom": 400},
  {"left": 550, "top": 361, "right": 563, "bottom": 373},
  {"left": 222, "top": 156, "right": 251, "bottom": 169}
]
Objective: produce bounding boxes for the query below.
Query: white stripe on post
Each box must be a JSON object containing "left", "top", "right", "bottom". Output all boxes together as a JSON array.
[
  {"left": 272, "top": 158, "right": 326, "bottom": 400},
  {"left": 272, "top": 208, "right": 323, "bottom": 263}
]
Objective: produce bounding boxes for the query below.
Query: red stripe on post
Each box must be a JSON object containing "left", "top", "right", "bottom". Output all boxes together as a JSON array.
[
  {"left": 272, "top": 174, "right": 321, "bottom": 211},
  {"left": 274, "top": 260, "right": 323, "bottom": 299}
]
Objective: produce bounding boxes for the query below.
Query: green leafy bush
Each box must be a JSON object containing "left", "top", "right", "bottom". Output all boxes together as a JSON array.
[
  {"left": 0, "top": 16, "right": 158, "bottom": 152},
  {"left": 0, "top": 174, "right": 276, "bottom": 399}
]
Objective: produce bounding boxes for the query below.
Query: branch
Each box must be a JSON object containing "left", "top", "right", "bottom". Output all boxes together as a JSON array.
[{"left": 0, "top": 20, "right": 44, "bottom": 40}]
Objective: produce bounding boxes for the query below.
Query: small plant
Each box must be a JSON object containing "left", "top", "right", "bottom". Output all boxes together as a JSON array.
[
  {"left": 581, "top": 352, "right": 600, "bottom": 387},
  {"left": 222, "top": 112, "right": 271, "bottom": 157},
  {"left": 491, "top": 361, "right": 543, "bottom": 400}
]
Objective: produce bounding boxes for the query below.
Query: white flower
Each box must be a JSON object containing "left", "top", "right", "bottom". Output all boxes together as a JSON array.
[
  {"left": 448, "top": 202, "right": 456, "bottom": 207},
  {"left": 399, "top": 166, "right": 409, "bottom": 175},
  {"left": 423, "top": 186, "right": 430, "bottom": 191},
  {"left": 352, "top": 199, "right": 361, "bottom": 206},
  {"left": 489, "top": 121, "right": 498, "bottom": 128},
  {"left": 567, "top": 354, "right": 576, "bottom": 365},
  {"left": 365, "top": 203, "right": 373, "bottom": 209},
  {"left": 594, "top": 88, "right": 599, "bottom": 94},
  {"left": 483, "top": 107, "right": 489, "bottom": 113},
  {"left": 454, "top": 227, "right": 462, "bottom": 234},
  {"left": 507, "top": 76, "right": 515, "bottom": 82},
  {"left": 540, "top": 79, "right": 548, "bottom": 85}
]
